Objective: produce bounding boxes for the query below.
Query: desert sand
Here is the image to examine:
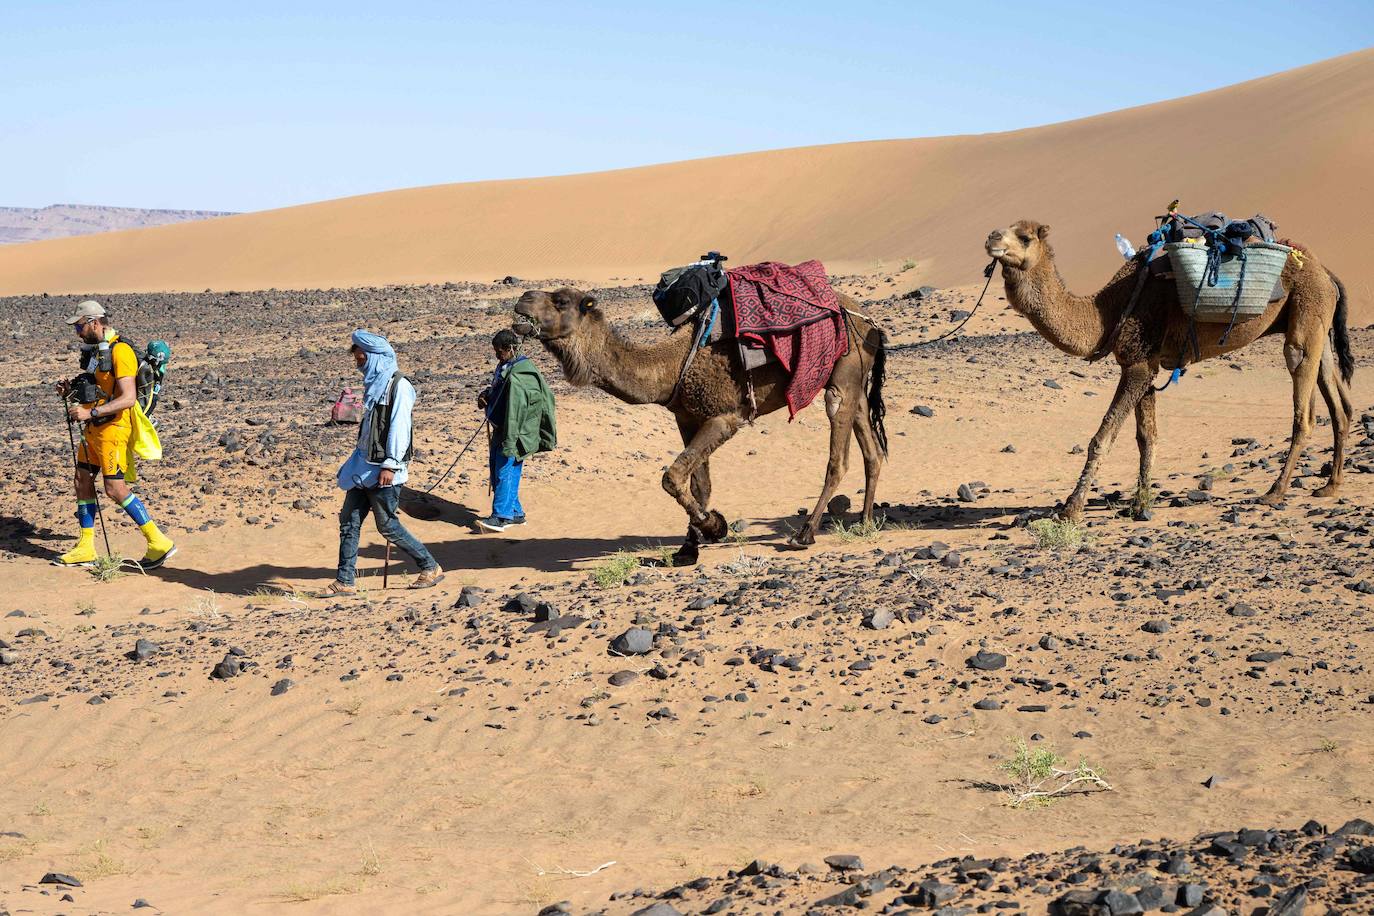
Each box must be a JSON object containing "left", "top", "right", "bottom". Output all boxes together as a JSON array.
[
  {"left": 0, "top": 265, "right": 1370, "bottom": 914},
  {"left": 0, "top": 49, "right": 1370, "bottom": 319}
]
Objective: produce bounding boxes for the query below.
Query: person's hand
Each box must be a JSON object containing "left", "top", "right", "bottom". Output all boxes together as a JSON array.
[
  {"left": 56, "top": 380, "right": 71, "bottom": 397},
  {"left": 378, "top": 468, "right": 395, "bottom": 488},
  {"left": 477, "top": 392, "right": 488, "bottom": 410},
  {"left": 68, "top": 405, "right": 91, "bottom": 422}
]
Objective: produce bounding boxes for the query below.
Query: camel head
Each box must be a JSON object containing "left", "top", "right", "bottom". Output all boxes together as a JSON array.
[
  {"left": 986, "top": 220, "right": 1053, "bottom": 272},
  {"left": 512, "top": 287, "right": 600, "bottom": 342}
]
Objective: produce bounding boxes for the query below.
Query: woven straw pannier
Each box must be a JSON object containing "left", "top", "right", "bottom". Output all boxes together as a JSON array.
[{"left": 1164, "top": 240, "right": 1292, "bottom": 323}]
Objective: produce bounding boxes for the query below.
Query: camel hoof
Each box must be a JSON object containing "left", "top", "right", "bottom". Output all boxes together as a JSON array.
[
  {"left": 695, "top": 510, "right": 728, "bottom": 544},
  {"left": 671, "top": 545, "right": 700, "bottom": 567},
  {"left": 1257, "top": 491, "right": 1285, "bottom": 507},
  {"left": 1313, "top": 483, "right": 1340, "bottom": 498},
  {"left": 785, "top": 531, "right": 815, "bottom": 549}
]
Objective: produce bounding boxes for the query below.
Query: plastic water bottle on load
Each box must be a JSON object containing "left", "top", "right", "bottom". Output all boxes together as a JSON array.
[{"left": 1114, "top": 233, "right": 1136, "bottom": 260}]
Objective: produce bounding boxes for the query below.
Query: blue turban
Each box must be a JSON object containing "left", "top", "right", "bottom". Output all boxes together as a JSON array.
[{"left": 351, "top": 330, "right": 398, "bottom": 409}]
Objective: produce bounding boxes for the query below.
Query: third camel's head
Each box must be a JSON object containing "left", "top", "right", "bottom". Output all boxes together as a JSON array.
[
  {"left": 513, "top": 287, "right": 600, "bottom": 342},
  {"left": 986, "top": 220, "right": 1052, "bottom": 272}
]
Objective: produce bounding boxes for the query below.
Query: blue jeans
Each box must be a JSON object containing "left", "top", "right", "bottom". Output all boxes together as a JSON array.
[
  {"left": 337, "top": 485, "right": 437, "bottom": 585},
  {"left": 489, "top": 443, "right": 525, "bottom": 520}
]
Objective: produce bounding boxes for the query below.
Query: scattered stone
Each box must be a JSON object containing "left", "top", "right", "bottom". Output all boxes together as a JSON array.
[
  {"left": 863, "top": 608, "right": 895, "bottom": 630},
  {"left": 610, "top": 627, "right": 653, "bottom": 655},
  {"left": 966, "top": 650, "right": 1007, "bottom": 671},
  {"left": 823, "top": 854, "right": 863, "bottom": 872},
  {"left": 128, "top": 638, "right": 161, "bottom": 662},
  {"left": 40, "top": 872, "right": 82, "bottom": 887}
]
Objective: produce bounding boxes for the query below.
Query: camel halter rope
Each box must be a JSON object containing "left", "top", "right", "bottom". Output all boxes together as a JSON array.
[{"left": 882, "top": 259, "right": 999, "bottom": 352}]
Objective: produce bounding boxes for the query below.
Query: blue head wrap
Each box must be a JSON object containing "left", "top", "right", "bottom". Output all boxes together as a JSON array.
[{"left": 351, "top": 330, "right": 398, "bottom": 409}]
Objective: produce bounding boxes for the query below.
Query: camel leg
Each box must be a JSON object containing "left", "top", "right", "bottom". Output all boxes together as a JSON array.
[
  {"left": 1313, "top": 342, "right": 1351, "bottom": 497},
  {"left": 852, "top": 411, "right": 883, "bottom": 525},
  {"left": 1131, "top": 387, "right": 1158, "bottom": 518},
  {"left": 670, "top": 417, "right": 708, "bottom": 564},
  {"left": 1261, "top": 325, "right": 1326, "bottom": 505},
  {"left": 791, "top": 389, "right": 859, "bottom": 547},
  {"left": 1061, "top": 362, "right": 1154, "bottom": 523},
  {"left": 662, "top": 413, "right": 743, "bottom": 552}
]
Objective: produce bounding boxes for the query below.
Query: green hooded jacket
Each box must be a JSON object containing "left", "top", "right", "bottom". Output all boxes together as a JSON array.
[{"left": 495, "top": 358, "right": 557, "bottom": 460}]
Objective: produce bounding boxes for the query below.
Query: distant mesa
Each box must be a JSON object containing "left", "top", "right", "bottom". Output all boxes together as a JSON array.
[{"left": 0, "top": 204, "right": 234, "bottom": 245}]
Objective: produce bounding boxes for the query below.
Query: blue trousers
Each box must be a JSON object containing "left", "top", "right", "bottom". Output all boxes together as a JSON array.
[
  {"left": 337, "top": 485, "right": 437, "bottom": 585},
  {"left": 489, "top": 443, "right": 525, "bottom": 520}
]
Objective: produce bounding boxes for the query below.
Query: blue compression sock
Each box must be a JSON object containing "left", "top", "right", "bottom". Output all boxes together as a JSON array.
[
  {"left": 119, "top": 493, "right": 152, "bottom": 527},
  {"left": 76, "top": 499, "right": 97, "bottom": 530}
]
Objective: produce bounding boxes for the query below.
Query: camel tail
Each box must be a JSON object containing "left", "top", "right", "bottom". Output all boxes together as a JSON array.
[
  {"left": 867, "top": 330, "right": 889, "bottom": 458},
  {"left": 1328, "top": 268, "right": 1355, "bottom": 383}
]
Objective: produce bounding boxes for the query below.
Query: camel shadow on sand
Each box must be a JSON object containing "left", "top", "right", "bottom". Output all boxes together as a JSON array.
[{"left": 746, "top": 502, "right": 1030, "bottom": 548}]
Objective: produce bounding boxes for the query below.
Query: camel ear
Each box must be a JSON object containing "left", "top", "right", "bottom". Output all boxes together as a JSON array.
[
  {"left": 1037, "top": 224, "right": 1052, "bottom": 240},
  {"left": 579, "top": 295, "right": 598, "bottom": 313}
]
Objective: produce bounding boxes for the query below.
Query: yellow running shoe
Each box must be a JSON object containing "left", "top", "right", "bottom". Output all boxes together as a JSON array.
[
  {"left": 54, "top": 529, "right": 97, "bottom": 567},
  {"left": 139, "top": 521, "right": 177, "bottom": 570}
]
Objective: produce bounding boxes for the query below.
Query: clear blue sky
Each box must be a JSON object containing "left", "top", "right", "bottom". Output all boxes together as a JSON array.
[{"left": 3, "top": 2, "right": 1369, "bottom": 212}]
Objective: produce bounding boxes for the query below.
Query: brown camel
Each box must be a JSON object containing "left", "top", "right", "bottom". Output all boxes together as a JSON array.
[
  {"left": 512, "top": 287, "right": 888, "bottom": 563},
  {"left": 985, "top": 219, "right": 1355, "bottom": 522}
]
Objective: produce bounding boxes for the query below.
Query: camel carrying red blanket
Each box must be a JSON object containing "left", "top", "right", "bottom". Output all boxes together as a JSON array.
[{"left": 726, "top": 259, "right": 848, "bottom": 417}]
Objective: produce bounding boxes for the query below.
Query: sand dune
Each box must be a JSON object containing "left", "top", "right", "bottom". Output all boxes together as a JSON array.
[{"left": 1, "top": 49, "right": 1371, "bottom": 316}]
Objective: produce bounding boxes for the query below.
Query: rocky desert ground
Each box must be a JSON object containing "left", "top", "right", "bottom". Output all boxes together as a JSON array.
[{"left": 1, "top": 268, "right": 1370, "bottom": 915}]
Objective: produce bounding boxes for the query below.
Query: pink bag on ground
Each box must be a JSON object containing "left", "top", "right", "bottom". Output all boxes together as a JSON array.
[{"left": 331, "top": 386, "right": 364, "bottom": 424}]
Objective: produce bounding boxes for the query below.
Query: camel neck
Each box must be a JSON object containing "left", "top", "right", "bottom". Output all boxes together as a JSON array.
[
  {"left": 544, "top": 315, "right": 687, "bottom": 405},
  {"left": 1003, "top": 256, "right": 1113, "bottom": 359}
]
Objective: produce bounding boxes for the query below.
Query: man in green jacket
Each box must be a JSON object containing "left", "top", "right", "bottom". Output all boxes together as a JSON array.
[{"left": 475, "top": 329, "right": 556, "bottom": 532}]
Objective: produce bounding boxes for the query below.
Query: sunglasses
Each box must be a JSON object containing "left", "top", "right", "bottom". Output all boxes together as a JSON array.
[{"left": 73, "top": 319, "right": 91, "bottom": 334}]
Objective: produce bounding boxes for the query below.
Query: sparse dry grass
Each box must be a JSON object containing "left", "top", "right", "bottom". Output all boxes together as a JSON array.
[
  {"left": 591, "top": 551, "right": 640, "bottom": 588},
  {"left": 88, "top": 552, "right": 128, "bottom": 582},
  {"left": 80, "top": 839, "right": 133, "bottom": 880},
  {"left": 1027, "top": 517, "right": 1090, "bottom": 550},
  {"left": 999, "top": 737, "right": 1111, "bottom": 809},
  {"left": 0, "top": 839, "right": 37, "bottom": 864}
]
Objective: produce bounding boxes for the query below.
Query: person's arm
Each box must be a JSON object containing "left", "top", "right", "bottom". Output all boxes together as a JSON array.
[
  {"left": 379, "top": 378, "right": 415, "bottom": 484},
  {"left": 70, "top": 345, "right": 137, "bottom": 421}
]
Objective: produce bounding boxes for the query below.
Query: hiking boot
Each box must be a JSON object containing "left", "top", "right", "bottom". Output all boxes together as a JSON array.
[
  {"left": 409, "top": 566, "right": 445, "bottom": 589},
  {"left": 317, "top": 580, "right": 358, "bottom": 598},
  {"left": 511, "top": 514, "right": 527, "bottom": 526},
  {"left": 474, "top": 515, "right": 512, "bottom": 533},
  {"left": 54, "top": 530, "right": 97, "bottom": 567},
  {"left": 140, "top": 539, "right": 178, "bottom": 570}
]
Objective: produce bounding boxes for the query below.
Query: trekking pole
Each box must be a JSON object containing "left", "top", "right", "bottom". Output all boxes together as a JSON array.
[
  {"left": 60, "top": 391, "right": 112, "bottom": 556},
  {"left": 382, "top": 541, "right": 391, "bottom": 589}
]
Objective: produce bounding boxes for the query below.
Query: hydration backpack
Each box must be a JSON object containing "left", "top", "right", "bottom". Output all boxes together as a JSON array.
[{"left": 79, "top": 334, "right": 172, "bottom": 421}]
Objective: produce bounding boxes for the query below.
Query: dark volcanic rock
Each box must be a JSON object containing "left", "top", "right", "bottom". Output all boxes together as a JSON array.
[
  {"left": 40, "top": 872, "right": 82, "bottom": 887},
  {"left": 128, "top": 638, "right": 161, "bottom": 662},
  {"left": 823, "top": 853, "right": 863, "bottom": 871},
  {"left": 610, "top": 627, "right": 653, "bottom": 655},
  {"left": 966, "top": 650, "right": 1007, "bottom": 671},
  {"left": 210, "top": 653, "right": 243, "bottom": 679}
]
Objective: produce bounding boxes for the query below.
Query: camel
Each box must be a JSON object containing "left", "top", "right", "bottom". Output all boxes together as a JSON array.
[
  {"left": 985, "top": 219, "right": 1355, "bottom": 522},
  {"left": 512, "top": 287, "right": 888, "bottom": 564}
]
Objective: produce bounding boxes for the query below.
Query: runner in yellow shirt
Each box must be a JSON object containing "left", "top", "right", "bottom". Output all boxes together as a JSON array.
[{"left": 54, "top": 301, "right": 176, "bottom": 568}]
